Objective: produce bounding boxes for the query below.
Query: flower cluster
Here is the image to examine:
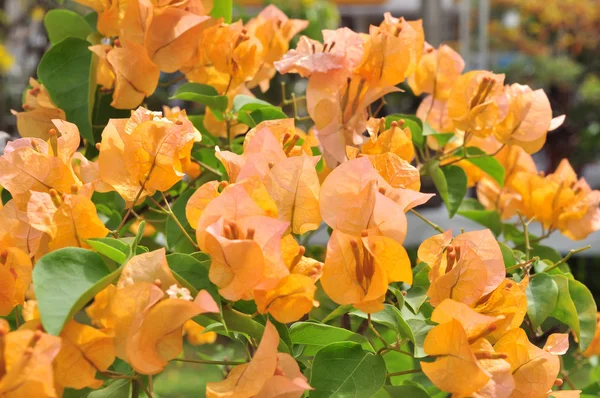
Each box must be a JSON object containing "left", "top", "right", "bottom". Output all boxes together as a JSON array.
[{"left": 0, "top": 1, "right": 598, "bottom": 397}]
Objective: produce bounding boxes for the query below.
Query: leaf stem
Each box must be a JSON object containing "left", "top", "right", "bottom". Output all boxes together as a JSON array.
[
  {"left": 171, "top": 358, "right": 246, "bottom": 366},
  {"left": 387, "top": 368, "right": 422, "bottom": 377},
  {"left": 409, "top": 209, "right": 445, "bottom": 233},
  {"left": 517, "top": 211, "right": 532, "bottom": 261},
  {"left": 160, "top": 192, "right": 199, "bottom": 249},
  {"left": 531, "top": 245, "right": 591, "bottom": 278}
]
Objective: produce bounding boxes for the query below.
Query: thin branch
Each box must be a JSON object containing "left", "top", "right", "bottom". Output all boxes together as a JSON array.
[
  {"left": 161, "top": 192, "right": 199, "bottom": 249},
  {"left": 532, "top": 245, "right": 591, "bottom": 278},
  {"left": 409, "top": 209, "right": 445, "bottom": 233},
  {"left": 387, "top": 368, "right": 422, "bottom": 377},
  {"left": 171, "top": 358, "right": 246, "bottom": 366}
]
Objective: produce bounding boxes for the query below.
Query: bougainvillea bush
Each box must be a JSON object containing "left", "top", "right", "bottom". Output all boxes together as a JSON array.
[{"left": 1, "top": 1, "right": 599, "bottom": 397}]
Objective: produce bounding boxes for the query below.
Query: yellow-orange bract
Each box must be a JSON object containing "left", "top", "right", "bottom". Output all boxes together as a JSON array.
[
  {"left": 0, "top": 248, "right": 32, "bottom": 316},
  {"left": 510, "top": 159, "right": 600, "bottom": 240},
  {"left": 0, "top": 320, "right": 62, "bottom": 398},
  {"left": 206, "top": 322, "right": 311, "bottom": 398},
  {"left": 494, "top": 329, "right": 566, "bottom": 398},
  {"left": 11, "top": 78, "right": 66, "bottom": 140},
  {"left": 97, "top": 107, "right": 197, "bottom": 203},
  {"left": 419, "top": 229, "right": 505, "bottom": 307},
  {"left": 322, "top": 230, "right": 411, "bottom": 313},
  {"left": 86, "top": 249, "right": 219, "bottom": 375}
]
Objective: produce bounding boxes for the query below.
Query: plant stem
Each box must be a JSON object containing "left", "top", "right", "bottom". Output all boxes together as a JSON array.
[
  {"left": 517, "top": 211, "right": 532, "bottom": 261},
  {"left": 171, "top": 358, "right": 246, "bottom": 366},
  {"left": 113, "top": 175, "right": 150, "bottom": 237},
  {"left": 505, "top": 257, "right": 536, "bottom": 273},
  {"left": 387, "top": 369, "right": 422, "bottom": 377},
  {"left": 532, "top": 245, "right": 591, "bottom": 278},
  {"left": 197, "top": 161, "right": 223, "bottom": 177},
  {"left": 368, "top": 315, "right": 388, "bottom": 348},
  {"left": 160, "top": 192, "right": 199, "bottom": 249},
  {"left": 409, "top": 209, "right": 445, "bottom": 233}
]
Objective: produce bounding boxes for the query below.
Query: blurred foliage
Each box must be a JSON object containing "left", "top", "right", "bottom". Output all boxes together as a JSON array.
[{"left": 490, "top": 0, "right": 600, "bottom": 170}]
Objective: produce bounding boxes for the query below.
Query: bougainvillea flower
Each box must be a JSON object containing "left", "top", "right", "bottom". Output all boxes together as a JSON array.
[
  {"left": 321, "top": 230, "right": 411, "bottom": 313},
  {"left": 183, "top": 20, "right": 263, "bottom": 94},
  {"left": 494, "top": 83, "right": 565, "bottom": 154},
  {"left": 306, "top": 72, "right": 400, "bottom": 166},
  {"left": 419, "top": 229, "right": 505, "bottom": 306},
  {"left": 97, "top": 107, "right": 197, "bottom": 203},
  {"left": 362, "top": 118, "right": 415, "bottom": 162},
  {"left": 21, "top": 319, "right": 115, "bottom": 391},
  {"left": 245, "top": 5, "right": 308, "bottom": 92},
  {"left": 425, "top": 302, "right": 516, "bottom": 398},
  {"left": 11, "top": 78, "right": 66, "bottom": 140},
  {"left": 421, "top": 319, "right": 492, "bottom": 396},
  {"left": 274, "top": 27, "right": 364, "bottom": 77},
  {"left": 476, "top": 145, "right": 537, "bottom": 219},
  {"left": 117, "top": 248, "right": 179, "bottom": 291},
  {"left": 0, "top": 247, "right": 32, "bottom": 316},
  {"left": 89, "top": 44, "right": 116, "bottom": 92},
  {"left": 355, "top": 15, "right": 424, "bottom": 87},
  {"left": 474, "top": 277, "right": 529, "bottom": 343},
  {"left": 494, "top": 329, "right": 567, "bottom": 398},
  {"left": 408, "top": 43, "right": 465, "bottom": 101},
  {"left": 26, "top": 190, "right": 108, "bottom": 252},
  {"left": 264, "top": 154, "right": 321, "bottom": 235},
  {"left": 74, "top": 0, "right": 125, "bottom": 37},
  {"left": 105, "top": 41, "right": 160, "bottom": 109},
  {"left": 191, "top": 177, "right": 278, "bottom": 251},
  {"left": 254, "top": 274, "right": 318, "bottom": 323},
  {"left": 0, "top": 200, "right": 44, "bottom": 257},
  {"left": 0, "top": 322, "right": 62, "bottom": 398},
  {"left": 511, "top": 159, "right": 600, "bottom": 240},
  {"left": 430, "top": 299, "right": 499, "bottom": 341},
  {"left": 447, "top": 70, "right": 506, "bottom": 138},
  {"left": 242, "top": 119, "right": 314, "bottom": 158},
  {"left": 206, "top": 321, "right": 311, "bottom": 398},
  {"left": 120, "top": 0, "right": 214, "bottom": 73},
  {"left": 104, "top": 279, "right": 218, "bottom": 375},
  {"left": 0, "top": 137, "right": 79, "bottom": 209},
  {"left": 367, "top": 152, "right": 421, "bottom": 190},
  {"left": 416, "top": 96, "right": 455, "bottom": 134},
  {"left": 281, "top": 234, "right": 324, "bottom": 281},
  {"left": 216, "top": 127, "right": 287, "bottom": 183},
  {"left": 320, "top": 157, "right": 431, "bottom": 244},
  {"left": 204, "top": 215, "right": 289, "bottom": 301},
  {"left": 86, "top": 284, "right": 116, "bottom": 330},
  {"left": 183, "top": 320, "right": 217, "bottom": 346}
]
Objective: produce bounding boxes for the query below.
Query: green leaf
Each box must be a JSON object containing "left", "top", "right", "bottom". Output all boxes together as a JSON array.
[
  {"left": 550, "top": 275, "right": 581, "bottom": 341},
  {"left": 321, "top": 304, "right": 354, "bottom": 323},
  {"left": 503, "top": 224, "right": 539, "bottom": 245},
  {"left": 166, "top": 189, "right": 197, "bottom": 254},
  {"left": 88, "top": 379, "right": 131, "bottom": 398},
  {"left": 170, "top": 83, "right": 228, "bottom": 113},
  {"left": 429, "top": 133, "right": 455, "bottom": 147},
  {"left": 383, "top": 385, "right": 430, "bottom": 398},
  {"left": 309, "top": 342, "right": 387, "bottom": 398},
  {"left": 499, "top": 242, "right": 517, "bottom": 268},
  {"left": 86, "top": 238, "right": 131, "bottom": 264},
  {"left": 44, "top": 10, "right": 93, "bottom": 45},
  {"left": 457, "top": 198, "right": 502, "bottom": 236},
  {"left": 237, "top": 106, "right": 287, "bottom": 127},
  {"left": 353, "top": 305, "right": 414, "bottom": 344},
  {"left": 404, "top": 263, "right": 431, "bottom": 313},
  {"left": 289, "top": 322, "right": 374, "bottom": 356},
  {"left": 33, "top": 248, "right": 121, "bottom": 335},
  {"left": 526, "top": 273, "right": 558, "bottom": 329},
  {"left": 38, "top": 37, "right": 95, "bottom": 143},
  {"left": 386, "top": 114, "right": 424, "bottom": 149},
  {"left": 232, "top": 95, "right": 271, "bottom": 112},
  {"left": 528, "top": 245, "right": 562, "bottom": 263},
  {"left": 210, "top": 0, "right": 232, "bottom": 23},
  {"left": 440, "top": 165, "right": 467, "bottom": 218},
  {"left": 166, "top": 253, "right": 216, "bottom": 298},
  {"left": 400, "top": 306, "right": 433, "bottom": 358},
  {"left": 568, "top": 279, "right": 597, "bottom": 351},
  {"left": 456, "top": 147, "right": 505, "bottom": 186}
]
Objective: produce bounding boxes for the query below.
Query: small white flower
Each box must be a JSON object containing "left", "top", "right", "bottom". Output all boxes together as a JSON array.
[{"left": 166, "top": 284, "right": 193, "bottom": 301}]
